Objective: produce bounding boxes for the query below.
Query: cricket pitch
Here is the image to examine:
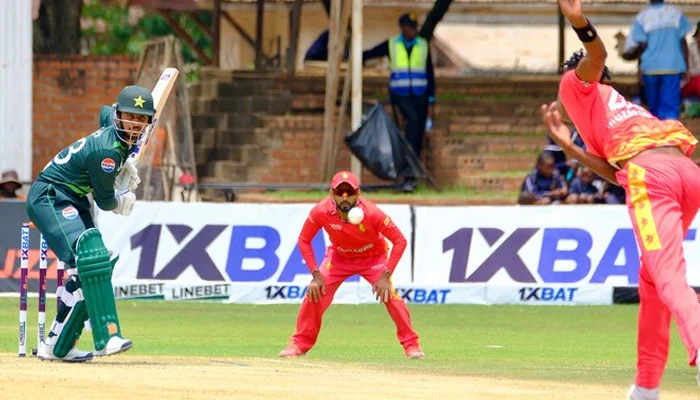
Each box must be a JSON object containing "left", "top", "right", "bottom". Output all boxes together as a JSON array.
[{"left": 0, "top": 354, "right": 696, "bottom": 400}]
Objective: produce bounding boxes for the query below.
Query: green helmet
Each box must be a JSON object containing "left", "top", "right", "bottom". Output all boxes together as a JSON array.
[{"left": 115, "top": 85, "right": 155, "bottom": 118}]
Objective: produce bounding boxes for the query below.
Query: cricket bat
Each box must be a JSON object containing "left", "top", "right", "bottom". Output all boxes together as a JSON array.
[{"left": 117, "top": 67, "right": 179, "bottom": 195}]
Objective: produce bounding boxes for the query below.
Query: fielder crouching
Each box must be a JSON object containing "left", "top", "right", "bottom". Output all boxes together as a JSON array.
[
  {"left": 26, "top": 85, "right": 153, "bottom": 362},
  {"left": 279, "top": 171, "right": 424, "bottom": 359}
]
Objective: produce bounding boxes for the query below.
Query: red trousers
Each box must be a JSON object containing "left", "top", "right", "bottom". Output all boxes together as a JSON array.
[
  {"left": 681, "top": 76, "right": 700, "bottom": 98},
  {"left": 290, "top": 248, "right": 420, "bottom": 352},
  {"left": 616, "top": 151, "right": 700, "bottom": 389}
]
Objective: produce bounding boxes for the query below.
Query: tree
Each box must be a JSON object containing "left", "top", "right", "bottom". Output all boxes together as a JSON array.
[
  {"left": 80, "top": 1, "right": 211, "bottom": 65},
  {"left": 33, "top": 0, "right": 84, "bottom": 54}
]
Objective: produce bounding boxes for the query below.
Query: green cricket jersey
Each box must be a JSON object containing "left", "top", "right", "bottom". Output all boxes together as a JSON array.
[{"left": 38, "top": 125, "right": 131, "bottom": 211}]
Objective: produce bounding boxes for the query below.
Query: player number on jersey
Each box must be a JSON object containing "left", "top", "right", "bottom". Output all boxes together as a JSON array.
[{"left": 50, "top": 129, "right": 105, "bottom": 166}]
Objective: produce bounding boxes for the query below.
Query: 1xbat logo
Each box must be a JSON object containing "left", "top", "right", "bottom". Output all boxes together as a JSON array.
[
  {"left": 518, "top": 287, "right": 578, "bottom": 302},
  {"left": 131, "top": 224, "right": 361, "bottom": 283},
  {"left": 443, "top": 227, "right": 697, "bottom": 285}
]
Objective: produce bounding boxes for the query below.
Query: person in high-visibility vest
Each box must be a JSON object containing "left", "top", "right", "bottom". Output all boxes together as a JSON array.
[{"left": 363, "top": 12, "right": 435, "bottom": 192}]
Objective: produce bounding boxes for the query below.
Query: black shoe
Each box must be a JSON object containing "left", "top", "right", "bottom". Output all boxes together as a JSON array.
[{"left": 401, "top": 181, "right": 416, "bottom": 193}]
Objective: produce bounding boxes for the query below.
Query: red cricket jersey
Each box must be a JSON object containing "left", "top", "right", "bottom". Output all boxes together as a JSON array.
[
  {"left": 558, "top": 69, "right": 697, "bottom": 165},
  {"left": 298, "top": 196, "right": 407, "bottom": 273}
]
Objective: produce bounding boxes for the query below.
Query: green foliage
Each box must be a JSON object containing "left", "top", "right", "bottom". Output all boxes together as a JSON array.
[{"left": 81, "top": 0, "right": 212, "bottom": 76}]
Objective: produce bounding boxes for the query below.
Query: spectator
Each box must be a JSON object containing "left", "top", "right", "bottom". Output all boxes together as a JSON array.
[
  {"left": 601, "top": 182, "right": 626, "bottom": 204},
  {"left": 681, "top": 22, "right": 700, "bottom": 101},
  {"left": 615, "top": 30, "right": 647, "bottom": 106},
  {"left": 304, "top": 30, "right": 350, "bottom": 62},
  {"left": 566, "top": 167, "right": 604, "bottom": 204},
  {"left": 623, "top": 0, "right": 692, "bottom": 120},
  {"left": 363, "top": 12, "right": 435, "bottom": 192},
  {"left": 544, "top": 126, "right": 586, "bottom": 182},
  {"left": 517, "top": 152, "right": 568, "bottom": 205},
  {"left": 0, "top": 169, "right": 24, "bottom": 200}
]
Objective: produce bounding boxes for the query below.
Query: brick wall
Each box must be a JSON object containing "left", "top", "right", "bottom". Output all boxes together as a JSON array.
[
  {"left": 32, "top": 55, "right": 139, "bottom": 177},
  {"left": 255, "top": 116, "right": 387, "bottom": 186}
]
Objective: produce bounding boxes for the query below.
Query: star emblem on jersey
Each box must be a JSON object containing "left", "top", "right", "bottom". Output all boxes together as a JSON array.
[{"left": 134, "top": 96, "right": 146, "bottom": 108}]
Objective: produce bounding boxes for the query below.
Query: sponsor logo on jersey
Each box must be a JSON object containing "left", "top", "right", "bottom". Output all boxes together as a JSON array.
[
  {"left": 62, "top": 207, "right": 79, "bottom": 220},
  {"left": 101, "top": 158, "right": 116, "bottom": 173}
]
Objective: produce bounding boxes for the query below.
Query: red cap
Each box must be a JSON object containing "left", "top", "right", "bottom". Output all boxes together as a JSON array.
[{"left": 331, "top": 171, "right": 360, "bottom": 190}]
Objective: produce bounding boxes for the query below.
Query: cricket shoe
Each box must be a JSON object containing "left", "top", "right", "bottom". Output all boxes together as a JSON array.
[
  {"left": 626, "top": 384, "right": 659, "bottom": 400},
  {"left": 405, "top": 345, "right": 425, "bottom": 359},
  {"left": 37, "top": 337, "right": 93, "bottom": 362},
  {"left": 94, "top": 336, "right": 133, "bottom": 357},
  {"left": 279, "top": 343, "right": 306, "bottom": 357}
]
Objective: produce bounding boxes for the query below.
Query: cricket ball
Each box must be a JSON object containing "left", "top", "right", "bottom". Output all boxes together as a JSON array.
[{"left": 348, "top": 207, "right": 364, "bottom": 225}]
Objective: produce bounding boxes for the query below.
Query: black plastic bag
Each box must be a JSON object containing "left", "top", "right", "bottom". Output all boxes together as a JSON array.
[{"left": 344, "top": 103, "right": 423, "bottom": 182}]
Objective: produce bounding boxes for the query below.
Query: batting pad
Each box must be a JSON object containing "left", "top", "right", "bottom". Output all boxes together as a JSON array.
[
  {"left": 53, "top": 297, "right": 88, "bottom": 358},
  {"left": 76, "top": 228, "right": 122, "bottom": 351}
]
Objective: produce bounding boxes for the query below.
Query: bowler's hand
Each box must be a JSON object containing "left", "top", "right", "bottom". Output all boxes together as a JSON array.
[
  {"left": 541, "top": 102, "right": 572, "bottom": 148},
  {"left": 307, "top": 270, "right": 326, "bottom": 303},
  {"left": 559, "top": 0, "right": 584, "bottom": 22},
  {"left": 372, "top": 272, "right": 392, "bottom": 303}
]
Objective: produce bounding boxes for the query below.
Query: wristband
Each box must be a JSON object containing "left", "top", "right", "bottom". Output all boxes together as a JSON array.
[{"left": 572, "top": 19, "right": 597, "bottom": 43}]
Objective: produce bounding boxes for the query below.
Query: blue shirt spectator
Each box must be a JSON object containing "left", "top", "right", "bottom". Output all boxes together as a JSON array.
[
  {"left": 304, "top": 30, "right": 349, "bottom": 62},
  {"left": 569, "top": 177, "right": 600, "bottom": 196},
  {"left": 544, "top": 127, "right": 585, "bottom": 181},
  {"left": 518, "top": 152, "right": 568, "bottom": 205},
  {"left": 625, "top": 0, "right": 692, "bottom": 119}
]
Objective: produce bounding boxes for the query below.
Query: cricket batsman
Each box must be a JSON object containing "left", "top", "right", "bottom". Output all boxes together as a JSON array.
[
  {"left": 544, "top": 0, "right": 700, "bottom": 397},
  {"left": 279, "top": 171, "right": 424, "bottom": 359},
  {"left": 27, "top": 85, "right": 153, "bottom": 362}
]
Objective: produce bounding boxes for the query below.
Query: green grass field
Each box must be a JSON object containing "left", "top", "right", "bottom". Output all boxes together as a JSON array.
[{"left": 1, "top": 298, "right": 696, "bottom": 396}]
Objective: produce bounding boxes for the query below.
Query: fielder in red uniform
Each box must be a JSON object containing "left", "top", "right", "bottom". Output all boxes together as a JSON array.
[
  {"left": 545, "top": 1, "right": 700, "bottom": 398},
  {"left": 278, "top": 171, "right": 424, "bottom": 359}
]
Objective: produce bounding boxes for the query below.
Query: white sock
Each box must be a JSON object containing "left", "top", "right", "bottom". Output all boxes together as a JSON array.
[{"left": 630, "top": 385, "right": 659, "bottom": 400}]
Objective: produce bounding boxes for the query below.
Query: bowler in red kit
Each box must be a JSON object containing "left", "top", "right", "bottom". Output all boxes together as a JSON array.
[
  {"left": 278, "top": 171, "right": 424, "bottom": 359},
  {"left": 545, "top": 0, "right": 700, "bottom": 397}
]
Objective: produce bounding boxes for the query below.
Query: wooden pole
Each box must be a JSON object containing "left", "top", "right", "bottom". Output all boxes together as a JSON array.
[
  {"left": 558, "top": 3, "right": 565, "bottom": 68},
  {"left": 287, "top": 0, "right": 303, "bottom": 77},
  {"left": 319, "top": 0, "right": 341, "bottom": 180},
  {"left": 350, "top": 0, "right": 362, "bottom": 178},
  {"left": 213, "top": 0, "right": 221, "bottom": 67},
  {"left": 158, "top": 10, "right": 212, "bottom": 65},
  {"left": 255, "top": 0, "right": 264, "bottom": 70},
  {"left": 331, "top": 58, "right": 351, "bottom": 176},
  {"left": 329, "top": 1, "right": 352, "bottom": 166}
]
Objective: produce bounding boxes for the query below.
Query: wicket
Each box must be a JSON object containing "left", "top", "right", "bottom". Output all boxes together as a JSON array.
[{"left": 19, "top": 222, "right": 64, "bottom": 357}]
